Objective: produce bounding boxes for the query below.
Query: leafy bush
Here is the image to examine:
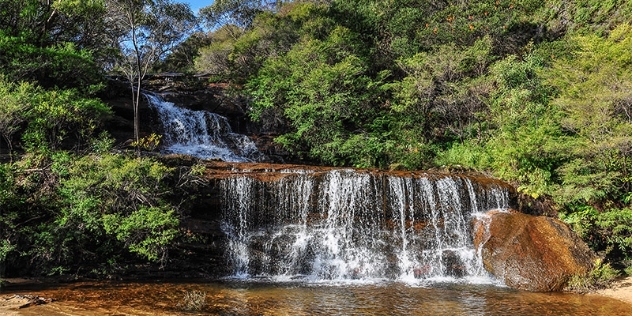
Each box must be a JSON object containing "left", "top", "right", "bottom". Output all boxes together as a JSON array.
[
  {"left": 0, "top": 77, "right": 35, "bottom": 153},
  {"left": 22, "top": 87, "right": 111, "bottom": 153},
  {"left": 565, "top": 258, "right": 620, "bottom": 293},
  {"left": 0, "top": 32, "right": 103, "bottom": 90},
  {"left": 0, "top": 164, "right": 18, "bottom": 268},
  {"left": 56, "top": 154, "right": 180, "bottom": 263},
  {"left": 103, "top": 206, "right": 178, "bottom": 262},
  {"left": 0, "top": 76, "right": 111, "bottom": 155},
  {"left": 1, "top": 152, "right": 185, "bottom": 275}
]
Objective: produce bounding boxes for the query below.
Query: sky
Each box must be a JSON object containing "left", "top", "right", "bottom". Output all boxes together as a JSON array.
[{"left": 184, "top": 0, "right": 214, "bottom": 14}]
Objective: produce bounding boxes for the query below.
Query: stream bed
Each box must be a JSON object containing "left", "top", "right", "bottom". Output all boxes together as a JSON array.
[{"left": 2, "top": 280, "right": 630, "bottom": 315}]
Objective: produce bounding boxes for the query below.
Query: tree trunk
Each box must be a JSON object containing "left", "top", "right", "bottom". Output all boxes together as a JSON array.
[
  {"left": 0, "top": 258, "right": 5, "bottom": 279},
  {"left": 135, "top": 75, "right": 141, "bottom": 149}
]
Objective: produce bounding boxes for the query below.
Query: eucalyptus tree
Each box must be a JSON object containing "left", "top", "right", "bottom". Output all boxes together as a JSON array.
[
  {"left": 200, "top": 0, "right": 283, "bottom": 28},
  {"left": 106, "top": 0, "right": 196, "bottom": 146},
  {"left": 155, "top": 31, "right": 213, "bottom": 73},
  {"left": 0, "top": 0, "right": 108, "bottom": 46},
  {"left": 0, "top": 0, "right": 110, "bottom": 88}
]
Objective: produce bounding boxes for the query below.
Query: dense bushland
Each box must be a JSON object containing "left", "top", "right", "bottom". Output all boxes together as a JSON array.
[
  {"left": 0, "top": 73, "right": 202, "bottom": 275},
  {"left": 1, "top": 0, "right": 631, "bottom": 278},
  {"left": 193, "top": 0, "right": 632, "bottom": 272},
  {"left": 0, "top": 0, "right": 200, "bottom": 277}
]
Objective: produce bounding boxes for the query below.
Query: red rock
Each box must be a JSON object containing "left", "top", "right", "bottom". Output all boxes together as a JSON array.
[{"left": 473, "top": 210, "right": 596, "bottom": 292}]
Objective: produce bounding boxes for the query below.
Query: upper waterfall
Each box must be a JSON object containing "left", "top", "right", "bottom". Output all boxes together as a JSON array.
[
  {"left": 216, "top": 166, "right": 512, "bottom": 284},
  {"left": 145, "top": 93, "right": 264, "bottom": 162}
]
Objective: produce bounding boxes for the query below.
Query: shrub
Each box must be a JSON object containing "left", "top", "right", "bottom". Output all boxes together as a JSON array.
[
  {"left": 177, "top": 290, "right": 207, "bottom": 311},
  {"left": 565, "top": 259, "right": 620, "bottom": 293}
]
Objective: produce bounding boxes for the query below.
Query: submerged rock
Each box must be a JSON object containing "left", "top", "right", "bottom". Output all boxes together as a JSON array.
[{"left": 473, "top": 210, "right": 596, "bottom": 292}]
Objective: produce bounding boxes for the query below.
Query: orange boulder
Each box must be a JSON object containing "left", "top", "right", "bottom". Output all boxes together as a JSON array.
[{"left": 473, "top": 210, "right": 596, "bottom": 291}]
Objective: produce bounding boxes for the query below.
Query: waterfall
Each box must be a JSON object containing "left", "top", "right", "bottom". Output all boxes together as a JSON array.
[
  {"left": 219, "top": 168, "right": 511, "bottom": 283},
  {"left": 145, "top": 93, "right": 263, "bottom": 162}
]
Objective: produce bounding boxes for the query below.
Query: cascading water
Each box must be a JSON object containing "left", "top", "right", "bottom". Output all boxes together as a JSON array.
[
  {"left": 145, "top": 93, "right": 263, "bottom": 162},
  {"left": 218, "top": 168, "right": 511, "bottom": 284}
]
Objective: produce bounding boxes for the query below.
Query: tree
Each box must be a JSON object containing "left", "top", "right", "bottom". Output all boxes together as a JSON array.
[
  {"left": 0, "top": 0, "right": 108, "bottom": 90},
  {"left": 106, "top": 0, "right": 196, "bottom": 146},
  {"left": 0, "top": 0, "right": 109, "bottom": 48},
  {"left": 200, "top": 0, "right": 281, "bottom": 28},
  {"left": 155, "top": 32, "right": 213, "bottom": 73},
  {"left": 545, "top": 23, "right": 632, "bottom": 206},
  {"left": 193, "top": 25, "right": 245, "bottom": 80},
  {"left": 0, "top": 78, "right": 34, "bottom": 156}
]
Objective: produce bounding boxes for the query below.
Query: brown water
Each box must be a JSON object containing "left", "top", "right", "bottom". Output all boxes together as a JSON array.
[{"left": 3, "top": 280, "right": 631, "bottom": 315}]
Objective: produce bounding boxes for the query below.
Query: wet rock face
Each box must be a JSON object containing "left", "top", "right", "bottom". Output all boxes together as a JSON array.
[
  {"left": 473, "top": 210, "right": 596, "bottom": 292},
  {"left": 178, "top": 161, "right": 516, "bottom": 280}
]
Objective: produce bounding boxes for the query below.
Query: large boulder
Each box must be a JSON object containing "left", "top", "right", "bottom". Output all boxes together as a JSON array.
[{"left": 472, "top": 210, "right": 596, "bottom": 291}]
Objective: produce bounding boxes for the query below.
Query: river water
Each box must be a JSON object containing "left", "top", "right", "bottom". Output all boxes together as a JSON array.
[{"left": 3, "top": 279, "right": 630, "bottom": 315}]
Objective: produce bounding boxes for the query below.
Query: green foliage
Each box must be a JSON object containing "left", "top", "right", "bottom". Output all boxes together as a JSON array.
[
  {"left": 91, "top": 131, "right": 116, "bottom": 154},
  {"left": 0, "top": 0, "right": 113, "bottom": 72},
  {"left": 565, "top": 258, "right": 619, "bottom": 292},
  {"left": 22, "top": 87, "right": 112, "bottom": 153},
  {"left": 196, "top": 3, "right": 329, "bottom": 83},
  {"left": 0, "top": 29, "right": 104, "bottom": 90},
  {"left": 0, "top": 149, "right": 193, "bottom": 276},
  {"left": 596, "top": 209, "right": 632, "bottom": 257},
  {"left": 388, "top": 37, "right": 495, "bottom": 153},
  {"left": 544, "top": 23, "right": 632, "bottom": 207},
  {"left": 194, "top": 25, "right": 245, "bottom": 80},
  {"left": 103, "top": 206, "right": 178, "bottom": 262},
  {"left": 0, "top": 76, "right": 111, "bottom": 155},
  {"left": 247, "top": 18, "right": 389, "bottom": 166},
  {"left": 156, "top": 32, "right": 213, "bottom": 73},
  {"left": 200, "top": 0, "right": 276, "bottom": 28},
  {"left": 23, "top": 153, "right": 181, "bottom": 271},
  {"left": 563, "top": 207, "right": 632, "bottom": 261},
  {"left": 539, "top": 0, "right": 632, "bottom": 35},
  {"left": 0, "top": 164, "right": 18, "bottom": 266},
  {"left": 436, "top": 53, "right": 563, "bottom": 198},
  {"left": 0, "top": 77, "right": 35, "bottom": 153}
]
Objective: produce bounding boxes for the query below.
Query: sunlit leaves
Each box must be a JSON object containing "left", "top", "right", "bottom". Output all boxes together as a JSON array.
[
  {"left": 0, "top": 32, "right": 103, "bottom": 89},
  {"left": 24, "top": 87, "right": 111, "bottom": 153},
  {"left": 103, "top": 206, "right": 179, "bottom": 262},
  {"left": 544, "top": 23, "right": 632, "bottom": 206},
  {"left": 200, "top": 0, "right": 276, "bottom": 28},
  {"left": 0, "top": 78, "right": 35, "bottom": 152},
  {"left": 247, "top": 23, "right": 383, "bottom": 166},
  {"left": 56, "top": 153, "right": 179, "bottom": 263}
]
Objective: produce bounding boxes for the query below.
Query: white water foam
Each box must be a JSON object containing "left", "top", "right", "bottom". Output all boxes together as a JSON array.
[
  {"left": 145, "top": 93, "right": 263, "bottom": 162},
  {"left": 220, "top": 170, "right": 511, "bottom": 286}
]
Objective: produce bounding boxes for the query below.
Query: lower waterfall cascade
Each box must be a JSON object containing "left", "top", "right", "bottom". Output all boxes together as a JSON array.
[
  {"left": 145, "top": 93, "right": 264, "bottom": 162},
  {"left": 217, "top": 168, "right": 511, "bottom": 284}
]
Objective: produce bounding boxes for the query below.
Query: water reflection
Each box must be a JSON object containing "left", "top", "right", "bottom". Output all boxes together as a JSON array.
[{"left": 2, "top": 281, "right": 630, "bottom": 315}]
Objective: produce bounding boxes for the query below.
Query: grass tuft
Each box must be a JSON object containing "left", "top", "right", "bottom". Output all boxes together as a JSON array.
[
  {"left": 177, "top": 290, "right": 207, "bottom": 312},
  {"left": 565, "top": 259, "right": 620, "bottom": 293}
]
